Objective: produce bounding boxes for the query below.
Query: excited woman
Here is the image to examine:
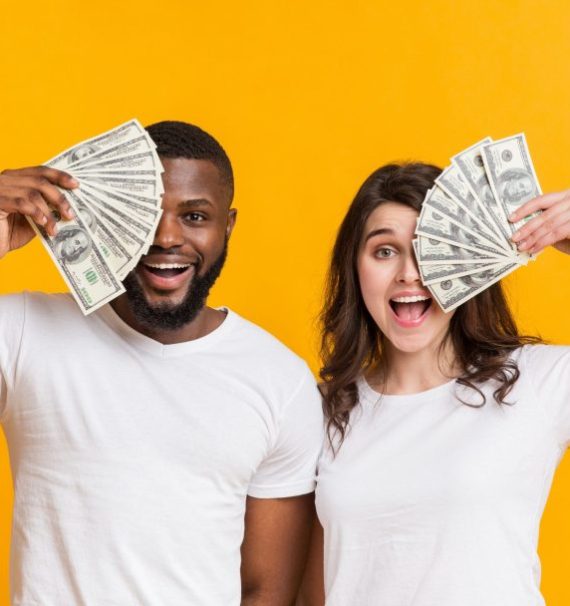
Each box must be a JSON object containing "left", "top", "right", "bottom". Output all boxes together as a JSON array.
[{"left": 299, "top": 163, "right": 570, "bottom": 606}]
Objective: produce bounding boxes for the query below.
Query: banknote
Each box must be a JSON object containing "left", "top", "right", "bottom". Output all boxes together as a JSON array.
[
  {"left": 427, "top": 261, "right": 520, "bottom": 312},
  {"left": 28, "top": 189, "right": 126, "bottom": 313},
  {"left": 47, "top": 119, "right": 146, "bottom": 170},
  {"left": 481, "top": 133, "right": 542, "bottom": 234},
  {"left": 452, "top": 137, "right": 514, "bottom": 246},
  {"left": 435, "top": 163, "right": 509, "bottom": 249},
  {"left": 421, "top": 187, "right": 510, "bottom": 255},
  {"left": 414, "top": 234, "right": 504, "bottom": 264},
  {"left": 412, "top": 239, "right": 500, "bottom": 284},
  {"left": 416, "top": 204, "right": 510, "bottom": 257}
]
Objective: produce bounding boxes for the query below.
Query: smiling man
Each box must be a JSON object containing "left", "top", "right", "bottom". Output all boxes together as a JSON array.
[{"left": 0, "top": 121, "right": 323, "bottom": 606}]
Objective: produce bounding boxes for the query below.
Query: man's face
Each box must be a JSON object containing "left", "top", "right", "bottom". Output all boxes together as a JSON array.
[{"left": 123, "top": 158, "right": 236, "bottom": 329}]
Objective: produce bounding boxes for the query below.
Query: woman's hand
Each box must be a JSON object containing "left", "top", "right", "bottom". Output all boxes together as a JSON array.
[
  {"left": 0, "top": 166, "right": 78, "bottom": 260},
  {"left": 510, "top": 190, "right": 570, "bottom": 255}
]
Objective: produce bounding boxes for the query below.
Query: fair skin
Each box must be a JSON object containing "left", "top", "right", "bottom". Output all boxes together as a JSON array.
[
  {"left": 0, "top": 162, "right": 313, "bottom": 605},
  {"left": 297, "top": 190, "right": 570, "bottom": 605}
]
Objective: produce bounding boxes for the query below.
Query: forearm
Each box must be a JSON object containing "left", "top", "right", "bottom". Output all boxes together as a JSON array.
[{"left": 241, "top": 587, "right": 293, "bottom": 606}]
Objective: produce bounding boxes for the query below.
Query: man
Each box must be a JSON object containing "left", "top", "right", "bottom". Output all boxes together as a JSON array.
[{"left": 0, "top": 121, "right": 323, "bottom": 605}]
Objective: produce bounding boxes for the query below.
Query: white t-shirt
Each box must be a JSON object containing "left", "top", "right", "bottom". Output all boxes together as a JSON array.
[
  {"left": 316, "top": 345, "right": 570, "bottom": 606},
  {"left": 0, "top": 292, "right": 324, "bottom": 606}
]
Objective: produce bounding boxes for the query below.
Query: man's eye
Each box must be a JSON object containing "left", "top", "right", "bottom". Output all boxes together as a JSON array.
[
  {"left": 374, "top": 247, "right": 395, "bottom": 258},
  {"left": 184, "top": 212, "right": 205, "bottom": 222}
]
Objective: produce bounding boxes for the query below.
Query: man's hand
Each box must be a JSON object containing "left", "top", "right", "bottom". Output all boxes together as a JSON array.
[
  {"left": 0, "top": 166, "right": 78, "bottom": 259},
  {"left": 510, "top": 190, "right": 570, "bottom": 255}
]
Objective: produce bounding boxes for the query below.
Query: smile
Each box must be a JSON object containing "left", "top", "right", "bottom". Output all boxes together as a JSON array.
[
  {"left": 139, "top": 262, "right": 196, "bottom": 291},
  {"left": 389, "top": 294, "right": 433, "bottom": 327}
]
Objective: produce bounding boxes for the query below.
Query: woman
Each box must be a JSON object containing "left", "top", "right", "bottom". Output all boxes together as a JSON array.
[{"left": 299, "top": 163, "right": 570, "bottom": 605}]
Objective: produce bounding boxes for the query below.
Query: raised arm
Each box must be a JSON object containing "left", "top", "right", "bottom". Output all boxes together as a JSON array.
[
  {"left": 0, "top": 166, "right": 78, "bottom": 259},
  {"left": 241, "top": 493, "right": 314, "bottom": 605}
]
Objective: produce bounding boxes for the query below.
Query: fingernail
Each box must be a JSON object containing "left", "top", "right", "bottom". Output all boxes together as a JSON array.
[
  {"left": 518, "top": 240, "right": 528, "bottom": 251},
  {"left": 509, "top": 213, "right": 517, "bottom": 222},
  {"left": 69, "top": 178, "right": 79, "bottom": 187},
  {"left": 511, "top": 232, "right": 521, "bottom": 242}
]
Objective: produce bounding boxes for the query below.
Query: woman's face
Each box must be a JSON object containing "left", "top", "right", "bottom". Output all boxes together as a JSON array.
[{"left": 357, "top": 202, "right": 454, "bottom": 355}]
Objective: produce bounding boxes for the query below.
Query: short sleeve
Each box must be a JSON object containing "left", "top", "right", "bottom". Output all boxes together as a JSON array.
[
  {"left": 523, "top": 344, "right": 570, "bottom": 449},
  {"left": 0, "top": 293, "right": 26, "bottom": 422},
  {"left": 248, "top": 366, "right": 324, "bottom": 498}
]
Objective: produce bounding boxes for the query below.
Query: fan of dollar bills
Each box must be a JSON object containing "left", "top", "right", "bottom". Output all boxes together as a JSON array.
[
  {"left": 413, "top": 133, "right": 541, "bottom": 312},
  {"left": 30, "top": 119, "right": 164, "bottom": 315}
]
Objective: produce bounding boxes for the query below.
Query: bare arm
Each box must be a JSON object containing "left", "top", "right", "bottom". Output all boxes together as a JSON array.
[
  {"left": 296, "top": 514, "right": 325, "bottom": 606},
  {"left": 241, "top": 493, "right": 314, "bottom": 606}
]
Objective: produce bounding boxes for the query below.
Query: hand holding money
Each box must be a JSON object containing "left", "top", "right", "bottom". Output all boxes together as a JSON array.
[
  {"left": 2, "top": 120, "right": 165, "bottom": 315},
  {"left": 0, "top": 167, "right": 78, "bottom": 258},
  {"left": 510, "top": 190, "right": 570, "bottom": 256}
]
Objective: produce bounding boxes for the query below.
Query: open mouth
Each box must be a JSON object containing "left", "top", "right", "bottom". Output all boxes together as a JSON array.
[
  {"left": 142, "top": 262, "right": 194, "bottom": 278},
  {"left": 389, "top": 295, "right": 433, "bottom": 323}
]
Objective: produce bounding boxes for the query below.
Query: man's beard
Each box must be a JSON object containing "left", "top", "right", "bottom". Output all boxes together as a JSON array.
[{"left": 122, "top": 241, "right": 228, "bottom": 331}]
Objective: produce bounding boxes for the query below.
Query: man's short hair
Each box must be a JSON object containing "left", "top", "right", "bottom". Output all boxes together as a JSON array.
[{"left": 145, "top": 121, "right": 234, "bottom": 201}]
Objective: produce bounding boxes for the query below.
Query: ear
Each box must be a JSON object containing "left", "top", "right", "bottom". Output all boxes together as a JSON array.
[{"left": 226, "top": 208, "right": 237, "bottom": 239}]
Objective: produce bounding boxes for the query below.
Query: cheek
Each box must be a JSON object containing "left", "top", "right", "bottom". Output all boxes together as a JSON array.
[{"left": 357, "top": 259, "right": 391, "bottom": 313}]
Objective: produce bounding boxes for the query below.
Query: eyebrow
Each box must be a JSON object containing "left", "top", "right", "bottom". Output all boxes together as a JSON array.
[
  {"left": 364, "top": 227, "right": 396, "bottom": 242},
  {"left": 178, "top": 198, "right": 213, "bottom": 210}
]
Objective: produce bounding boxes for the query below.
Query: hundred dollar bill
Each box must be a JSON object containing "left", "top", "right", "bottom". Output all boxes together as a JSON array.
[
  {"left": 435, "top": 163, "right": 509, "bottom": 250},
  {"left": 70, "top": 190, "right": 134, "bottom": 278},
  {"left": 422, "top": 187, "right": 508, "bottom": 254},
  {"left": 416, "top": 204, "right": 511, "bottom": 257},
  {"left": 80, "top": 182, "right": 161, "bottom": 225},
  {"left": 65, "top": 135, "right": 159, "bottom": 171},
  {"left": 481, "top": 133, "right": 542, "bottom": 234},
  {"left": 28, "top": 190, "right": 125, "bottom": 314},
  {"left": 414, "top": 235, "right": 507, "bottom": 265},
  {"left": 452, "top": 137, "right": 514, "bottom": 246},
  {"left": 412, "top": 239, "right": 498, "bottom": 284},
  {"left": 70, "top": 150, "right": 162, "bottom": 174},
  {"left": 77, "top": 174, "right": 163, "bottom": 198},
  {"left": 427, "top": 261, "right": 520, "bottom": 312},
  {"left": 46, "top": 119, "right": 146, "bottom": 170}
]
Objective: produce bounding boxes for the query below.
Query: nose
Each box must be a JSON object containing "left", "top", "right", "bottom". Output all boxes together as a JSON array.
[
  {"left": 152, "top": 212, "right": 184, "bottom": 249},
  {"left": 396, "top": 252, "right": 421, "bottom": 284}
]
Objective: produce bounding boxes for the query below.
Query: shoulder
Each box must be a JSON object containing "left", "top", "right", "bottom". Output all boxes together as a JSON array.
[
  {"left": 225, "top": 309, "right": 310, "bottom": 376},
  {"left": 0, "top": 291, "right": 85, "bottom": 336},
  {"left": 223, "top": 309, "right": 319, "bottom": 405},
  {"left": 515, "top": 343, "right": 570, "bottom": 367}
]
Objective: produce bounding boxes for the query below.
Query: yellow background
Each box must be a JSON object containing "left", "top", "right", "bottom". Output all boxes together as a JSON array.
[{"left": 1, "top": 0, "right": 569, "bottom": 602}]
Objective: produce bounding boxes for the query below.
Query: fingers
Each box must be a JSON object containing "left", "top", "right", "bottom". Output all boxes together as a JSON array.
[
  {"left": 509, "top": 190, "right": 570, "bottom": 223},
  {"left": 0, "top": 168, "right": 78, "bottom": 236},
  {"left": 512, "top": 206, "right": 570, "bottom": 254},
  {"left": 1, "top": 166, "right": 79, "bottom": 190}
]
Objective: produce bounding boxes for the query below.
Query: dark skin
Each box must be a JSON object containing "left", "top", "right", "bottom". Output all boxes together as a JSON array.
[{"left": 0, "top": 159, "right": 314, "bottom": 605}]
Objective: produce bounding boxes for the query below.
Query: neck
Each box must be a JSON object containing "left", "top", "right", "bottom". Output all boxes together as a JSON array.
[
  {"left": 367, "top": 337, "right": 459, "bottom": 395},
  {"left": 110, "top": 296, "right": 226, "bottom": 345}
]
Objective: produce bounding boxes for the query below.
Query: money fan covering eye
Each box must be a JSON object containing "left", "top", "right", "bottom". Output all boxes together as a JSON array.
[
  {"left": 413, "top": 133, "right": 541, "bottom": 312},
  {"left": 28, "top": 120, "right": 165, "bottom": 315}
]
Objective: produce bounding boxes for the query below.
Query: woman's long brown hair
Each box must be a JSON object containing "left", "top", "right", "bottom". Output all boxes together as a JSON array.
[{"left": 320, "top": 162, "right": 540, "bottom": 449}]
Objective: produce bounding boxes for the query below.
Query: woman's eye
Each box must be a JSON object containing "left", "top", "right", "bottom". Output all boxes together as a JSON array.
[{"left": 374, "top": 247, "right": 395, "bottom": 259}]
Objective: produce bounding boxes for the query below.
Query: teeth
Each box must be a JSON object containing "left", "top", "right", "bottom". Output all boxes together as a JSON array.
[
  {"left": 391, "top": 295, "right": 430, "bottom": 303},
  {"left": 144, "top": 263, "right": 191, "bottom": 269}
]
